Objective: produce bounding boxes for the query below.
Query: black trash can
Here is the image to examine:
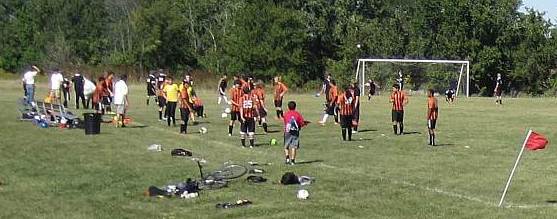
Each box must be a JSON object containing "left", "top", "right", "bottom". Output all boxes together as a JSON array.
[{"left": 83, "top": 113, "right": 101, "bottom": 135}]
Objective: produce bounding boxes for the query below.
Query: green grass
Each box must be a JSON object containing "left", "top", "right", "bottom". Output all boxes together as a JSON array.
[{"left": 1, "top": 80, "right": 557, "bottom": 218}]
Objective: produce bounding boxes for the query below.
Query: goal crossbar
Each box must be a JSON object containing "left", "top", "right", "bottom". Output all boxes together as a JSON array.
[{"left": 355, "top": 58, "right": 471, "bottom": 97}]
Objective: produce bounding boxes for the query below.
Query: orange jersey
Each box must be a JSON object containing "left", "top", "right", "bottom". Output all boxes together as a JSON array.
[
  {"left": 337, "top": 93, "right": 354, "bottom": 116},
  {"left": 253, "top": 87, "right": 265, "bottom": 108},
  {"left": 274, "top": 82, "right": 288, "bottom": 100},
  {"left": 328, "top": 85, "right": 338, "bottom": 104},
  {"left": 390, "top": 91, "right": 407, "bottom": 111},
  {"left": 240, "top": 94, "right": 257, "bottom": 119},
  {"left": 427, "top": 97, "right": 438, "bottom": 120},
  {"left": 230, "top": 87, "right": 243, "bottom": 112},
  {"left": 179, "top": 84, "right": 191, "bottom": 109}
]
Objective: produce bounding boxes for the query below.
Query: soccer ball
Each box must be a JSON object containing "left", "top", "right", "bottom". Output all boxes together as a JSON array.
[
  {"left": 199, "top": 127, "right": 208, "bottom": 134},
  {"left": 270, "top": 138, "right": 277, "bottom": 146},
  {"left": 297, "top": 189, "right": 309, "bottom": 200},
  {"left": 224, "top": 108, "right": 231, "bottom": 114},
  {"left": 221, "top": 113, "right": 228, "bottom": 118}
]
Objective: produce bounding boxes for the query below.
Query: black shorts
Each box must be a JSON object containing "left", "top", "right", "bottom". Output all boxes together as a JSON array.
[
  {"left": 157, "top": 96, "right": 166, "bottom": 107},
  {"left": 102, "top": 96, "right": 111, "bottom": 105},
  {"left": 340, "top": 115, "right": 354, "bottom": 128},
  {"left": 392, "top": 110, "right": 404, "bottom": 123},
  {"left": 230, "top": 111, "right": 241, "bottom": 121},
  {"left": 274, "top": 99, "right": 283, "bottom": 108},
  {"left": 180, "top": 108, "right": 190, "bottom": 121},
  {"left": 495, "top": 89, "right": 502, "bottom": 97},
  {"left": 326, "top": 104, "right": 336, "bottom": 115},
  {"left": 257, "top": 108, "right": 267, "bottom": 118},
  {"left": 353, "top": 106, "right": 360, "bottom": 122},
  {"left": 147, "top": 87, "right": 156, "bottom": 96},
  {"left": 241, "top": 118, "right": 256, "bottom": 133},
  {"left": 428, "top": 119, "right": 437, "bottom": 129}
]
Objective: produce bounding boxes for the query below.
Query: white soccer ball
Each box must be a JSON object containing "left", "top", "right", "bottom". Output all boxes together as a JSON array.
[
  {"left": 199, "top": 127, "right": 208, "bottom": 134},
  {"left": 297, "top": 189, "right": 309, "bottom": 200},
  {"left": 224, "top": 108, "right": 231, "bottom": 114},
  {"left": 221, "top": 113, "right": 228, "bottom": 118}
]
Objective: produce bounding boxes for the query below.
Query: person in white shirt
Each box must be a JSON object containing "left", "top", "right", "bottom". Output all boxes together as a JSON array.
[
  {"left": 113, "top": 74, "right": 129, "bottom": 127},
  {"left": 22, "top": 65, "right": 40, "bottom": 106},
  {"left": 50, "top": 70, "right": 64, "bottom": 104}
]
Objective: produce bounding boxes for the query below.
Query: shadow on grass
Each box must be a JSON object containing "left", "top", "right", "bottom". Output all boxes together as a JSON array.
[
  {"left": 353, "top": 138, "right": 374, "bottom": 141},
  {"left": 357, "top": 129, "right": 377, "bottom": 133},
  {"left": 295, "top": 159, "right": 324, "bottom": 165},
  {"left": 403, "top": 131, "right": 421, "bottom": 135},
  {"left": 434, "top": 143, "right": 455, "bottom": 147},
  {"left": 546, "top": 200, "right": 557, "bottom": 204},
  {"left": 266, "top": 130, "right": 281, "bottom": 134},
  {"left": 126, "top": 125, "right": 149, "bottom": 129}
]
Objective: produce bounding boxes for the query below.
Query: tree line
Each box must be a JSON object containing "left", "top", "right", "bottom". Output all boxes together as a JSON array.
[{"left": 1, "top": 0, "right": 556, "bottom": 95}]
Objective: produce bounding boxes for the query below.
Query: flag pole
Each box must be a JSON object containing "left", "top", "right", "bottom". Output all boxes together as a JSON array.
[{"left": 498, "top": 129, "right": 533, "bottom": 207}]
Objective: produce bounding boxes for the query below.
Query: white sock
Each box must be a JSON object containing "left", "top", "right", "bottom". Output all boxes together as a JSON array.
[{"left": 321, "top": 114, "right": 329, "bottom": 123}]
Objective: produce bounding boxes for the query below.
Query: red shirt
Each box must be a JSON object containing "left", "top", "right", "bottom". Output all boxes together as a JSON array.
[
  {"left": 253, "top": 87, "right": 265, "bottom": 108},
  {"left": 230, "top": 87, "right": 243, "bottom": 112},
  {"left": 337, "top": 93, "right": 354, "bottom": 116},
  {"left": 427, "top": 97, "right": 438, "bottom": 120},
  {"left": 283, "top": 110, "right": 305, "bottom": 132},
  {"left": 390, "top": 91, "right": 407, "bottom": 111},
  {"left": 274, "top": 82, "right": 288, "bottom": 100},
  {"left": 240, "top": 94, "right": 257, "bottom": 119}
]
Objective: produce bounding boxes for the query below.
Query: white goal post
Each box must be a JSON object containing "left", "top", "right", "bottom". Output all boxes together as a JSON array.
[{"left": 355, "top": 59, "right": 470, "bottom": 97}]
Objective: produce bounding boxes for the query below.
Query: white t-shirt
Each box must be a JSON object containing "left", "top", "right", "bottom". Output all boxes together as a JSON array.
[
  {"left": 50, "top": 73, "right": 64, "bottom": 90},
  {"left": 23, "top": 71, "right": 38, "bottom": 85},
  {"left": 113, "top": 80, "right": 128, "bottom": 105}
]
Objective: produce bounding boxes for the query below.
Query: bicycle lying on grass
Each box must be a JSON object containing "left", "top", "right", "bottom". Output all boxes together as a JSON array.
[{"left": 172, "top": 151, "right": 247, "bottom": 190}]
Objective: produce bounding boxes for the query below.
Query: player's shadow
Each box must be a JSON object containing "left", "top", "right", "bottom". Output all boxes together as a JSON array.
[
  {"left": 357, "top": 129, "right": 377, "bottom": 133},
  {"left": 295, "top": 159, "right": 324, "bottom": 165},
  {"left": 354, "top": 138, "right": 374, "bottom": 141},
  {"left": 434, "top": 143, "right": 455, "bottom": 147},
  {"left": 402, "top": 131, "right": 421, "bottom": 135},
  {"left": 266, "top": 130, "right": 281, "bottom": 133},
  {"left": 127, "top": 125, "right": 149, "bottom": 129},
  {"left": 546, "top": 200, "right": 557, "bottom": 204}
]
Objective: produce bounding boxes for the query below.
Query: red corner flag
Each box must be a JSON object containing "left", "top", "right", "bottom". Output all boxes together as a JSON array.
[{"left": 526, "top": 132, "right": 549, "bottom": 151}]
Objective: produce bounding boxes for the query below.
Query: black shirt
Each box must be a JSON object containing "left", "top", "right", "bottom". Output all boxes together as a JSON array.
[
  {"left": 71, "top": 74, "right": 84, "bottom": 90},
  {"left": 219, "top": 79, "right": 227, "bottom": 92}
]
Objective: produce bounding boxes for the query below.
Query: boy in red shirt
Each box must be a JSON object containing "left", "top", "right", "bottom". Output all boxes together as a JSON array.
[
  {"left": 253, "top": 82, "right": 268, "bottom": 133},
  {"left": 337, "top": 86, "right": 354, "bottom": 141},
  {"left": 427, "top": 89, "right": 439, "bottom": 146},
  {"left": 273, "top": 76, "right": 288, "bottom": 119},
  {"left": 239, "top": 87, "right": 257, "bottom": 148},
  {"left": 228, "top": 80, "right": 243, "bottom": 136},
  {"left": 283, "top": 101, "right": 307, "bottom": 165}
]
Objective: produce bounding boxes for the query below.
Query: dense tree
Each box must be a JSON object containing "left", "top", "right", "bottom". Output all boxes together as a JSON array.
[{"left": 0, "top": 0, "right": 555, "bottom": 95}]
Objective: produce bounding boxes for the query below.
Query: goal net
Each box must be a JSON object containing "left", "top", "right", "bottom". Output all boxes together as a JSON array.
[{"left": 355, "top": 59, "right": 470, "bottom": 97}]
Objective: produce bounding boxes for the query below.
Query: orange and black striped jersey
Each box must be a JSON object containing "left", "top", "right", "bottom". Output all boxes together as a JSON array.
[
  {"left": 230, "top": 87, "right": 243, "bottom": 112},
  {"left": 179, "top": 84, "right": 192, "bottom": 109},
  {"left": 390, "top": 91, "right": 407, "bottom": 111},
  {"left": 427, "top": 97, "right": 438, "bottom": 120},
  {"left": 328, "top": 85, "right": 338, "bottom": 104},
  {"left": 240, "top": 94, "right": 257, "bottom": 119},
  {"left": 274, "top": 82, "right": 288, "bottom": 100},
  {"left": 253, "top": 87, "right": 265, "bottom": 108},
  {"left": 337, "top": 93, "right": 354, "bottom": 116}
]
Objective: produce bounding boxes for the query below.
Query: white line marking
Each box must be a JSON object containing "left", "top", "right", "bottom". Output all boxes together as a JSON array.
[{"left": 133, "top": 120, "right": 557, "bottom": 209}]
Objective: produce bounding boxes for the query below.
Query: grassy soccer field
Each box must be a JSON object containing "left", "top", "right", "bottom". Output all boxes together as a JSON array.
[{"left": 1, "top": 79, "right": 557, "bottom": 218}]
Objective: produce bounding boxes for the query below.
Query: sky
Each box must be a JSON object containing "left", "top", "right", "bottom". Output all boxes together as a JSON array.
[{"left": 521, "top": 0, "right": 557, "bottom": 23}]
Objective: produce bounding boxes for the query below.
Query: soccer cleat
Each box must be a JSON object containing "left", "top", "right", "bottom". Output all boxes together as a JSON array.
[
  {"left": 285, "top": 158, "right": 290, "bottom": 164},
  {"left": 352, "top": 130, "right": 358, "bottom": 134},
  {"left": 249, "top": 146, "right": 253, "bottom": 149},
  {"left": 228, "top": 134, "right": 232, "bottom": 136},
  {"left": 290, "top": 160, "right": 296, "bottom": 165}
]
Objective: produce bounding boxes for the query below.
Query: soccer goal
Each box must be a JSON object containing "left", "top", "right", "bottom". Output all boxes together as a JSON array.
[{"left": 355, "top": 59, "right": 470, "bottom": 97}]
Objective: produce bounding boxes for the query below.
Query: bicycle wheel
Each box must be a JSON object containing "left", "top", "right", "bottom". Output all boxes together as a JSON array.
[
  {"left": 213, "top": 164, "right": 247, "bottom": 180},
  {"left": 199, "top": 177, "right": 228, "bottom": 190}
]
